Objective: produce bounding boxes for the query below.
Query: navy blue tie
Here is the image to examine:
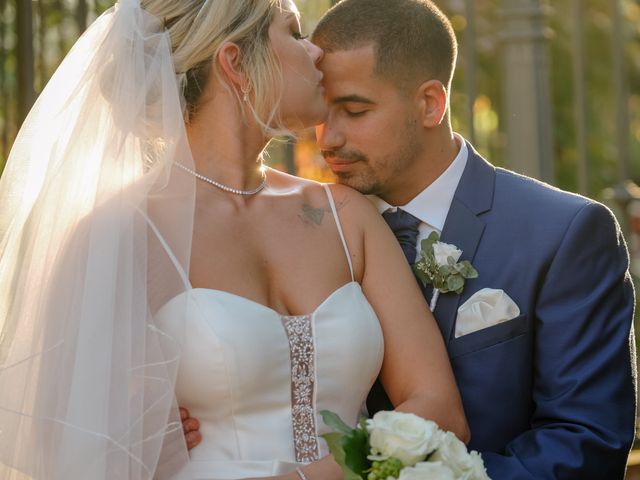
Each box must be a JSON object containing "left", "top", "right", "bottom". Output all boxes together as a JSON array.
[{"left": 382, "top": 209, "right": 421, "bottom": 265}]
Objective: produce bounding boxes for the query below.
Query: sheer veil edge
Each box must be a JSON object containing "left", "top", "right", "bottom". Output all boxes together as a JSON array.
[{"left": 0, "top": 1, "right": 196, "bottom": 478}]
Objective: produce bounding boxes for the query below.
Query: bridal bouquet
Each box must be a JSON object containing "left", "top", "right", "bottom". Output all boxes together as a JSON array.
[{"left": 321, "top": 410, "right": 490, "bottom": 480}]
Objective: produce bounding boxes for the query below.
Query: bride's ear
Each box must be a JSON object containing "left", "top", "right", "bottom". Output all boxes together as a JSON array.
[{"left": 217, "top": 42, "right": 246, "bottom": 93}]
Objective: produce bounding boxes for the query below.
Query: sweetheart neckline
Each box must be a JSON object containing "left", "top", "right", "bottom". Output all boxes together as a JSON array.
[{"left": 188, "top": 281, "right": 361, "bottom": 317}]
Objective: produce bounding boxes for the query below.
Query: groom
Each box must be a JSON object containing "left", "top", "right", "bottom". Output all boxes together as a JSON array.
[{"left": 311, "top": 0, "right": 637, "bottom": 478}]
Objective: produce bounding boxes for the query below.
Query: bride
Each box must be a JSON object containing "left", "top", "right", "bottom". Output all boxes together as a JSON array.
[{"left": 0, "top": 0, "right": 468, "bottom": 479}]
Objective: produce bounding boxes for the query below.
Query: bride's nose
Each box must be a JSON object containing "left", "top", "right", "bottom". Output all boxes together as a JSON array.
[{"left": 305, "top": 40, "right": 324, "bottom": 65}]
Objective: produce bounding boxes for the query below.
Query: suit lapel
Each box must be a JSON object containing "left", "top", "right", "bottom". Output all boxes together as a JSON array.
[
  {"left": 435, "top": 200, "right": 485, "bottom": 343},
  {"left": 434, "top": 143, "right": 495, "bottom": 345}
]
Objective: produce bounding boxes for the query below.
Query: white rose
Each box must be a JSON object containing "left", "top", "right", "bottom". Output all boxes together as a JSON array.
[
  {"left": 366, "top": 411, "right": 441, "bottom": 466},
  {"left": 432, "top": 241, "right": 463, "bottom": 266},
  {"left": 466, "top": 451, "right": 491, "bottom": 480},
  {"left": 397, "top": 461, "right": 456, "bottom": 480},
  {"left": 429, "top": 431, "right": 474, "bottom": 476}
]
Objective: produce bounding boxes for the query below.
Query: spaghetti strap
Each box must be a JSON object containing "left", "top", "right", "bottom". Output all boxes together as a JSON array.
[
  {"left": 322, "top": 184, "right": 355, "bottom": 282},
  {"left": 136, "top": 208, "right": 192, "bottom": 290}
]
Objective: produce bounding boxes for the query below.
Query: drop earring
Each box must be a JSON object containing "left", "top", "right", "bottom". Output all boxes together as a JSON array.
[{"left": 241, "top": 84, "right": 250, "bottom": 103}]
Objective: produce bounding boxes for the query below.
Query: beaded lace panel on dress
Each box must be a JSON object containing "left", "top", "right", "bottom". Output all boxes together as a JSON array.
[{"left": 281, "top": 314, "right": 320, "bottom": 463}]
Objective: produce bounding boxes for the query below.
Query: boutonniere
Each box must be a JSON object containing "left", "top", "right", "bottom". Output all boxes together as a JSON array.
[{"left": 414, "top": 232, "right": 478, "bottom": 311}]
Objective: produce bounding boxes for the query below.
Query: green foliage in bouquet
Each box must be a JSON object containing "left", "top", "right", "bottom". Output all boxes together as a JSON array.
[
  {"left": 320, "top": 409, "right": 491, "bottom": 480},
  {"left": 320, "top": 410, "right": 369, "bottom": 480},
  {"left": 368, "top": 458, "right": 404, "bottom": 480}
]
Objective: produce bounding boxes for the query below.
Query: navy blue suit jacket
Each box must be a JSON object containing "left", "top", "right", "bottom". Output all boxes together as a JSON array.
[{"left": 368, "top": 143, "right": 637, "bottom": 479}]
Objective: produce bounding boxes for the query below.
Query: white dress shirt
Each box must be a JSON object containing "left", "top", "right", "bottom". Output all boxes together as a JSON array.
[{"left": 370, "top": 134, "right": 468, "bottom": 263}]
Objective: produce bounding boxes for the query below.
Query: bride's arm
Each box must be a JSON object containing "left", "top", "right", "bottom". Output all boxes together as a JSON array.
[{"left": 334, "top": 185, "right": 470, "bottom": 444}]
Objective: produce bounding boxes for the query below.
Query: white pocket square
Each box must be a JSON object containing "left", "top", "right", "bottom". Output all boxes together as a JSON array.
[{"left": 455, "top": 288, "right": 520, "bottom": 338}]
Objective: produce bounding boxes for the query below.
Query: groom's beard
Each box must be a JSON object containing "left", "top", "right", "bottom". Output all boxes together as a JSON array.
[
  {"left": 322, "top": 141, "right": 421, "bottom": 198},
  {"left": 321, "top": 116, "right": 421, "bottom": 196},
  {"left": 322, "top": 148, "right": 380, "bottom": 194}
]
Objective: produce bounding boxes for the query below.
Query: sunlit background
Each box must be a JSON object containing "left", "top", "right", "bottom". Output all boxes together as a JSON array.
[
  {"left": 1, "top": 1, "right": 639, "bottom": 197},
  {"left": 1, "top": 0, "right": 640, "bottom": 471}
]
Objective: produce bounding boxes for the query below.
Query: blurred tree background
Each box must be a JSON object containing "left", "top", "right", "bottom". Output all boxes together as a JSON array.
[{"left": 0, "top": 0, "right": 638, "bottom": 213}]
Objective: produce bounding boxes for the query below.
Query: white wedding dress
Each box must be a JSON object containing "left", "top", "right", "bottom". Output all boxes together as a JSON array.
[{"left": 154, "top": 185, "right": 384, "bottom": 480}]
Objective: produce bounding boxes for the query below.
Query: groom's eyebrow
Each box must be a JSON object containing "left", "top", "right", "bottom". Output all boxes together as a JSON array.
[{"left": 331, "top": 95, "right": 375, "bottom": 105}]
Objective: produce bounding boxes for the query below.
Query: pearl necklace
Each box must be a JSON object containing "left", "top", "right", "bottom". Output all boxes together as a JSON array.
[{"left": 174, "top": 162, "right": 267, "bottom": 196}]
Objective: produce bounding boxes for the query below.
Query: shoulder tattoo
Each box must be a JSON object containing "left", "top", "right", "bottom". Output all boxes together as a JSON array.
[{"left": 298, "top": 195, "right": 350, "bottom": 228}]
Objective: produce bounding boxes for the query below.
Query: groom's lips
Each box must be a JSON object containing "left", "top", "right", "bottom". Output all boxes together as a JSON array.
[{"left": 325, "top": 157, "right": 359, "bottom": 173}]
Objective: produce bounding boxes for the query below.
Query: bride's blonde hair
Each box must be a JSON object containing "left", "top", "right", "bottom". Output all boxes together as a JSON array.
[{"left": 141, "top": 0, "right": 285, "bottom": 131}]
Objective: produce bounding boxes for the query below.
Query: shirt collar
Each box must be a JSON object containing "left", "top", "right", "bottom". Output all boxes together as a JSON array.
[{"left": 370, "top": 134, "right": 468, "bottom": 232}]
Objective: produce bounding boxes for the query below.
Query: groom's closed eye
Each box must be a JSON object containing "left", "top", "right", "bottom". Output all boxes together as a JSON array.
[
  {"left": 343, "top": 102, "right": 372, "bottom": 117},
  {"left": 329, "top": 95, "right": 375, "bottom": 118},
  {"left": 344, "top": 109, "right": 368, "bottom": 118}
]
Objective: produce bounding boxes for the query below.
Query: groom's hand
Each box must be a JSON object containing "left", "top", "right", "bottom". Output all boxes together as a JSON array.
[{"left": 180, "top": 407, "right": 202, "bottom": 450}]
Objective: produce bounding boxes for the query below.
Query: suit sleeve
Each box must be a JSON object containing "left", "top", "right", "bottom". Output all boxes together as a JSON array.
[{"left": 483, "top": 201, "right": 637, "bottom": 479}]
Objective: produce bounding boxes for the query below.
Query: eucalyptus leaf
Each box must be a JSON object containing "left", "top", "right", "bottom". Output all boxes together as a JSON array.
[
  {"left": 421, "top": 236, "right": 438, "bottom": 256},
  {"left": 447, "top": 255, "right": 456, "bottom": 265},
  {"left": 453, "top": 262, "right": 466, "bottom": 273},
  {"left": 447, "top": 274, "right": 464, "bottom": 292},
  {"left": 320, "top": 432, "right": 362, "bottom": 480},
  {"left": 413, "top": 265, "right": 428, "bottom": 286},
  {"left": 435, "top": 278, "right": 449, "bottom": 292},
  {"left": 320, "top": 410, "right": 355, "bottom": 436},
  {"left": 420, "top": 237, "right": 435, "bottom": 250},
  {"left": 342, "top": 425, "right": 371, "bottom": 477},
  {"left": 461, "top": 261, "right": 479, "bottom": 278}
]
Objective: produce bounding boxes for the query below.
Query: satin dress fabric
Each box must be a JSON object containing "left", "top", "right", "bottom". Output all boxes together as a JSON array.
[{"left": 155, "top": 185, "right": 384, "bottom": 479}]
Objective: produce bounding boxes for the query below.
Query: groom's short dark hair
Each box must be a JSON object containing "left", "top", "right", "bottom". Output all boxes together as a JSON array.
[{"left": 312, "top": 0, "right": 457, "bottom": 91}]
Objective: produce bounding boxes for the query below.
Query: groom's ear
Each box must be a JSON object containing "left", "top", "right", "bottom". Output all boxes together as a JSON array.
[{"left": 416, "top": 80, "right": 448, "bottom": 128}]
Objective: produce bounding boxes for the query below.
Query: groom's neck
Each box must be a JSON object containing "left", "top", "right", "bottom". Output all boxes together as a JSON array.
[{"left": 379, "top": 129, "right": 460, "bottom": 206}]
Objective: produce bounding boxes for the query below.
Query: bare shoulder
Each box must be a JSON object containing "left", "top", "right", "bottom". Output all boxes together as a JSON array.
[
  {"left": 322, "top": 183, "right": 382, "bottom": 226},
  {"left": 265, "top": 168, "right": 382, "bottom": 229},
  {"left": 265, "top": 167, "right": 323, "bottom": 201},
  {"left": 266, "top": 168, "right": 353, "bottom": 208}
]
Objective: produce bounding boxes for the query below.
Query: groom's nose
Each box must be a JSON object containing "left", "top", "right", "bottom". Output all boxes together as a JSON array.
[{"left": 316, "top": 119, "right": 344, "bottom": 153}]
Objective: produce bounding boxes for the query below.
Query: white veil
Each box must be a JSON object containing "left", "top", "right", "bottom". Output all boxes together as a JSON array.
[{"left": 0, "top": 0, "right": 196, "bottom": 478}]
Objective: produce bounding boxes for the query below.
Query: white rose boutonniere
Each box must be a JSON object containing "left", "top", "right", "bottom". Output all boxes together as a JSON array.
[
  {"left": 414, "top": 232, "right": 478, "bottom": 311},
  {"left": 432, "top": 242, "right": 462, "bottom": 266}
]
